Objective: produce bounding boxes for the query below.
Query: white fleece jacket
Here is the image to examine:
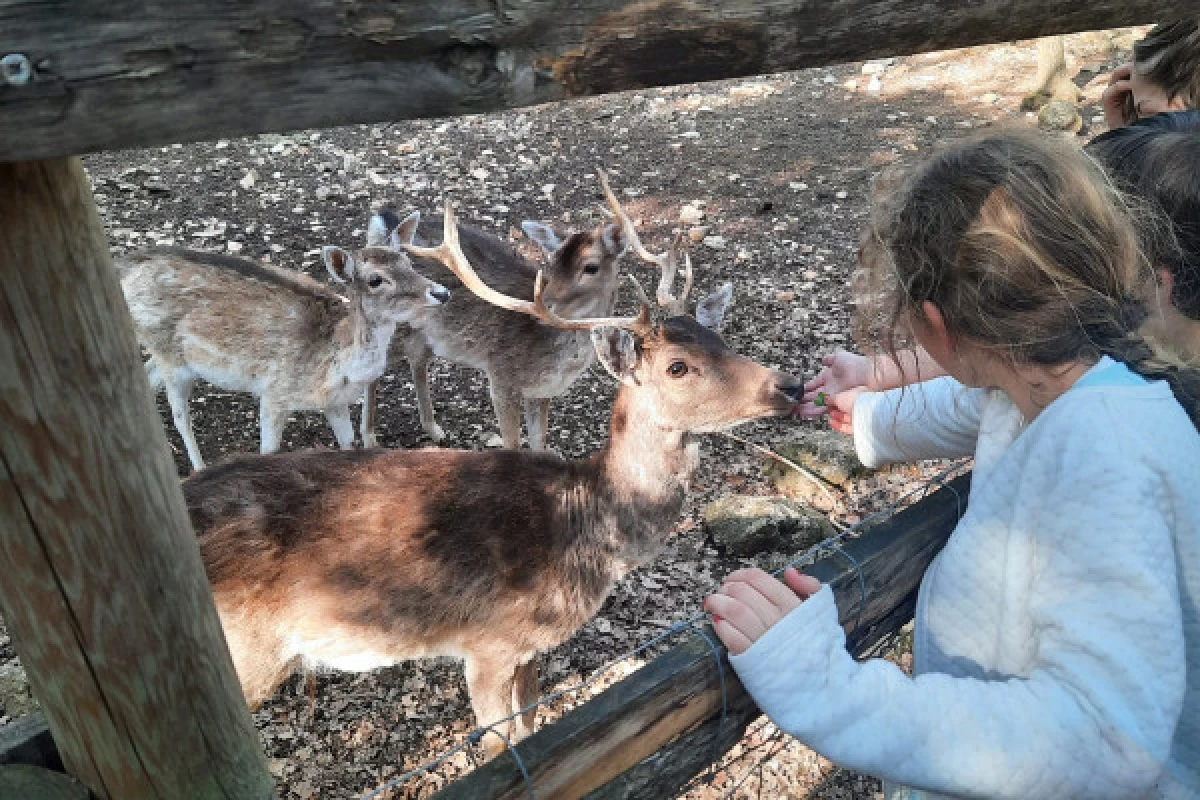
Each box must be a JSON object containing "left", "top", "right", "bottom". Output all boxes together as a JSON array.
[{"left": 730, "top": 362, "right": 1200, "bottom": 799}]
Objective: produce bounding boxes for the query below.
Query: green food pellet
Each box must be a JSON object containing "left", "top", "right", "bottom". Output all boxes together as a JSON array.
[{"left": 815, "top": 392, "right": 828, "bottom": 407}]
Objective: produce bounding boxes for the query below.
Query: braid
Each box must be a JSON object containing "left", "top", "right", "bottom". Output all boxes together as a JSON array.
[{"left": 1100, "top": 331, "right": 1200, "bottom": 429}]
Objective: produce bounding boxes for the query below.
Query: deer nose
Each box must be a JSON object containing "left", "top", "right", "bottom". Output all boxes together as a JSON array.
[
  {"left": 778, "top": 381, "right": 804, "bottom": 403},
  {"left": 429, "top": 284, "right": 450, "bottom": 304}
]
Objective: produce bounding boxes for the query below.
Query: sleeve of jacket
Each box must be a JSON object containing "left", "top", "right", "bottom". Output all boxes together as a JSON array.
[
  {"left": 852, "top": 378, "right": 986, "bottom": 468},
  {"left": 728, "top": 461, "right": 1185, "bottom": 800}
]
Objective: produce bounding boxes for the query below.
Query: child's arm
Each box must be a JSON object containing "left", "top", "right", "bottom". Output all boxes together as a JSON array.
[
  {"left": 712, "top": 465, "right": 1184, "bottom": 799},
  {"left": 851, "top": 376, "right": 985, "bottom": 466},
  {"left": 799, "top": 347, "right": 948, "bottom": 424}
]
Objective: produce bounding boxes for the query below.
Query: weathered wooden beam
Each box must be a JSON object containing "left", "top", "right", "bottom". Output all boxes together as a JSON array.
[
  {"left": 434, "top": 474, "right": 970, "bottom": 800},
  {"left": 0, "top": 158, "right": 273, "bottom": 798},
  {"left": 0, "top": 1, "right": 1187, "bottom": 162},
  {"left": 0, "top": 714, "right": 61, "bottom": 773},
  {"left": 0, "top": 764, "right": 90, "bottom": 800}
]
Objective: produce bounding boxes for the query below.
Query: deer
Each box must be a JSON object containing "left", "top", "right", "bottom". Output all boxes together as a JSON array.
[
  {"left": 359, "top": 171, "right": 693, "bottom": 450},
  {"left": 182, "top": 206, "right": 802, "bottom": 757},
  {"left": 119, "top": 228, "right": 449, "bottom": 471}
]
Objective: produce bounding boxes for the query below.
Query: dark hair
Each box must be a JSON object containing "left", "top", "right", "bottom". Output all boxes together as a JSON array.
[
  {"left": 857, "top": 128, "right": 1200, "bottom": 428},
  {"left": 1088, "top": 127, "right": 1200, "bottom": 319},
  {"left": 1134, "top": 19, "right": 1200, "bottom": 109}
]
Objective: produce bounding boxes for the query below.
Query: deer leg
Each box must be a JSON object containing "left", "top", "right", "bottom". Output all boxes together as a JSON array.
[
  {"left": 512, "top": 660, "right": 539, "bottom": 739},
  {"left": 489, "top": 382, "right": 523, "bottom": 450},
  {"left": 324, "top": 405, "right": 355, "bottom": 450},
  {"left": 360, "top": 382, "right": 378, "bottom": 448},
  {"left": 259, "top": 399, "right": 289, "bottom": 454},
  {"left": 406, "top": 339, "right": 444, "bottom": 443},
  {"left": 523, "top": 398, "right": 552, "bottom": 451},
  {"left": 463, "top": 654, "right": 519, "bottom": 759},
  {"left": 161, "top": 371, "right": 204, "bottom": 471}
]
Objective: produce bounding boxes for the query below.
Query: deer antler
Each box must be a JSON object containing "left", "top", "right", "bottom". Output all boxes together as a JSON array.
[
  {"left": 404, "top": 204, "right": 651, "bottom": 332},
  {"left": 597, "top": 169, "right": 694, "bottom": 316}
]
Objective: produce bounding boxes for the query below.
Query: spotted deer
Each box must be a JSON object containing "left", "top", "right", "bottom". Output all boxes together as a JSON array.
[
  {"left": 184, "top": 207, "right": 802, "bottom": 756},
  {"left": 360, "top": 171, "right": 690, "bottom": 450},
  {"left": 119, "top": 232, "right": 449, "bottom": 471}
]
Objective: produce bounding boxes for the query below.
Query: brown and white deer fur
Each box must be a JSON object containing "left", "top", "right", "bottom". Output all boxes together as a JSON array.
[
  {"left": 119, "top": 229, "right": 448, "bottom": 471},
  {"left": 361, "top": 173, "right": 680, "bottom": 450},
  {"left": 184, "top": 209, "right": 802, "bottom": 756}
]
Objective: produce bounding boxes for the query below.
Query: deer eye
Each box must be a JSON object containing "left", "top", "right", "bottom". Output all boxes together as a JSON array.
[
  {"left": 667, "top": 360, "right": 688, "bottom": 378},
  {"left": 583, "top": 264, "right": 600, "bottom": 275},
  {"left": 367, "top": 274, "right": 384, "bottom": 289}
]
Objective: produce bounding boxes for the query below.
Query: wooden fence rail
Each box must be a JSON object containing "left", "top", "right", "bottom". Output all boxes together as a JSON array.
[
  {"left": 432, "top": 473, "right": 970, "bottom": 800},
  {"left": 0, "top": 0, "right": 1189, "bottom": 162}
]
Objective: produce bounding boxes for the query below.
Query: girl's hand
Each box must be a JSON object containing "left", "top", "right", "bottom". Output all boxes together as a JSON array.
[
  {"left": 796, "top": 351, "right": 870, "bottom": 418},
  {"left": 826, "top": 386, "right": 865, "bottom": 435},
  {"left": 1102, "top": 62, "right": 1136, "bottom": 129},
  {"left": 705, "top": 567, "right": 823, "bottom": 655}
]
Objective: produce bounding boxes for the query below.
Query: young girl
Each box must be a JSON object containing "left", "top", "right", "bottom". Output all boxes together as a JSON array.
[{"left": 706, "top": 130, "right": 1200, "bottom": 799}]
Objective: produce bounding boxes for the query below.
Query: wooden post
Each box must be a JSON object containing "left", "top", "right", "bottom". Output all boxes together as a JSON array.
[
  {"left": 0, "top": 159, "right": 273, "bottom": 798},
  {"left": 434, "top": 475, "right": 970, "bottom": 800}
]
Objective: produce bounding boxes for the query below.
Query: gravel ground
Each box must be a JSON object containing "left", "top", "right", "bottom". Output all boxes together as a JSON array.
[{"left": 1, "top": 29, "right": 1140, "bottom": 799}]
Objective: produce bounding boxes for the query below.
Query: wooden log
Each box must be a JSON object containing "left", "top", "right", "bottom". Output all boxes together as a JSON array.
[
  {"left": 0, "top": 764, "right": 91, "bottom": 800},
  {"left": 0, "top": 715, "right": 61, "bottom": 773},
  {"left": 0, "top": 0, "right": 1186, "bottom": 162},
  {"left": 0, "top": 158, "right": 273, "bottom": 798},
  {"left": 433, "top": 474, "right": 970, "bottom": 800}
]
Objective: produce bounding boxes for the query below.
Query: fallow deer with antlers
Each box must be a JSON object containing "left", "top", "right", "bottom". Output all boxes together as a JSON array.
[
  {"left": 360, "top": 171, "right": 697, "bottom": 449},
  {"left": 184, "top": 206, "right": 801, "bottom": 756}
]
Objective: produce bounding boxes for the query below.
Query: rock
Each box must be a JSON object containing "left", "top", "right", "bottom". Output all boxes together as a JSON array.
[
  {"left": 679, "top": 204, "right": 706, "bottom": 225},
  {"left": 483, "top": 433, "right": 504, "bottom": 448},
  {"left": 1037, "top": 100, "right": 1082, "bottom": 133},
  {"left": 142, "top": 179, "right": 170, "bottom": 194},
  {"left": 702, "top": 235, "right": 727, "bottom": 250},
  {"left": 979, "top": 92, "right": 1000, "bottom": 105},
  {"left": 687, "top": 226, "right": 710, "bottom": 243},
  {"left": 704, "top": 495, "right": 833, "bottom": 557},
  {"left": 0, "top": 664, "right": 37, "bottom": 718},
  {"left": 767, "top": 427, "right": 869, "bottom": 489},
  {"left": 867, "top": 76, "right": 882, "bottom": 92},
  {"left": 239, "top": 169, "right": 258, "bottom": 190}
]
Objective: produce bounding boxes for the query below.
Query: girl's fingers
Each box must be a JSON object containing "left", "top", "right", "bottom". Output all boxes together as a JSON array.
[
  {"left": 782, "top": 568, "right": 823, "bottom": 600},
  {"left": 734, "top": 570, "right": 805, "bottom": 613},
  {"left": 723, "top": 579, "right": 787, "bottom": 628},
  {"left": 794, "top": 402, "right": 828, "bottom": 418},
  {"left": 803, "top": 372, "right": 828, "bottom": 392},
  {"left": 822, "top": 353, "right": 836, "bottom": 367},
  {"left": 713, "top": 617, "right": 754, "bottom": 655},
  {"left": 704, "top": 593, "right": 766, "bottom": 644},
  {"left": 1108, "top": 62, "right": 1133, "bottom": 84}
]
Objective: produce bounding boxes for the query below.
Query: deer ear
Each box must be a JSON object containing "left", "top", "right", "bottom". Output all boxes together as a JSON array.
[
  {"left": 600, "top": 223, "right": 627, "bottom": 256},
  {"left": 389, "top": 211, "right": 421, "bottom": 249},
  {"left": 696, "top": 282, "right": 734, "bottom": 331},
  {"left": 323, "top": 246, "right": 355, "bottom": 284},
  {"left": 591, "top": 328, "right": 639, "bottom": 385},
  {"left": 366, "top": 211, "right": 394, "bottom": 246},
  {"left": 522, "top": 221, "right": 562, "bottom": 254}
]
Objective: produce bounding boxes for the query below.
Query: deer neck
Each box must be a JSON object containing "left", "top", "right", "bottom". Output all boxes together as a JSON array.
[
  {"left": 335, "top": 297, "right": 399, "bottom": 384},
  {"left": 592, "top": 387, "right": 699, "bottom": 570}
]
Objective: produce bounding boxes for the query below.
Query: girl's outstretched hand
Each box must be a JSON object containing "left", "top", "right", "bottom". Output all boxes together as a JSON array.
[
  {"left": 797, "top": 350, "right": 870, "bottom": 419},
  {"left": 705, "top": 567, "right": 823, "bottom": 655}
]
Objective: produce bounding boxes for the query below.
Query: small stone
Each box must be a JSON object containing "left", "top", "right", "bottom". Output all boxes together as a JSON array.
[
  {"left": 704, "top": 495, "right": 833, "bottom": 556},
  {"left": 239, "top": 170, "right": 258, "bottom": 190},
  {"left": 979, "top": 92, "right": 1000, "bottom": 105},
  {"left": 789, "top": 182, "right": 808, "bottom": 191},
  {"left": 688, "top": 226, "right": 710, "bottom": 243},
  {"left": 0, "top": 664, "right": 37, "bottom": 718},
  {"left": 483, "top": 433, "right": 504, "bottom": 448},
  {"left": 314, "top": 186, "right": 331, "bottom": 201},
  {"left": 142, "top": 179, "right": 170, "bottom": 194},
  {"left": 680, "top": 131, "right": 701, "bottom": 139},
  {"left": 679, "top": 204, "right": 706, "bottom": 225},
  {"left": 702, "top": 235, "right": 727, "bottom": 250},
  {"left": 226, "top": 241, "right": 243, "bottom": 253},
  {"left": 775, "top": 291, "right": 795, "bottom": 302},
  {"left": 1037, "top": 100, "right": 1082, "bottom": 133},
  {"left": 541, "top": 183, "right": 556, "bottom": 197},
  {"left": 471, "top": 168, "right": 489, "bottom": 181},
  {"left": 835, "top": 190, "right": 848, "bottom": 200},
  {"left": 867, "top": 76, "right": 882, "bottom": 92}
]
